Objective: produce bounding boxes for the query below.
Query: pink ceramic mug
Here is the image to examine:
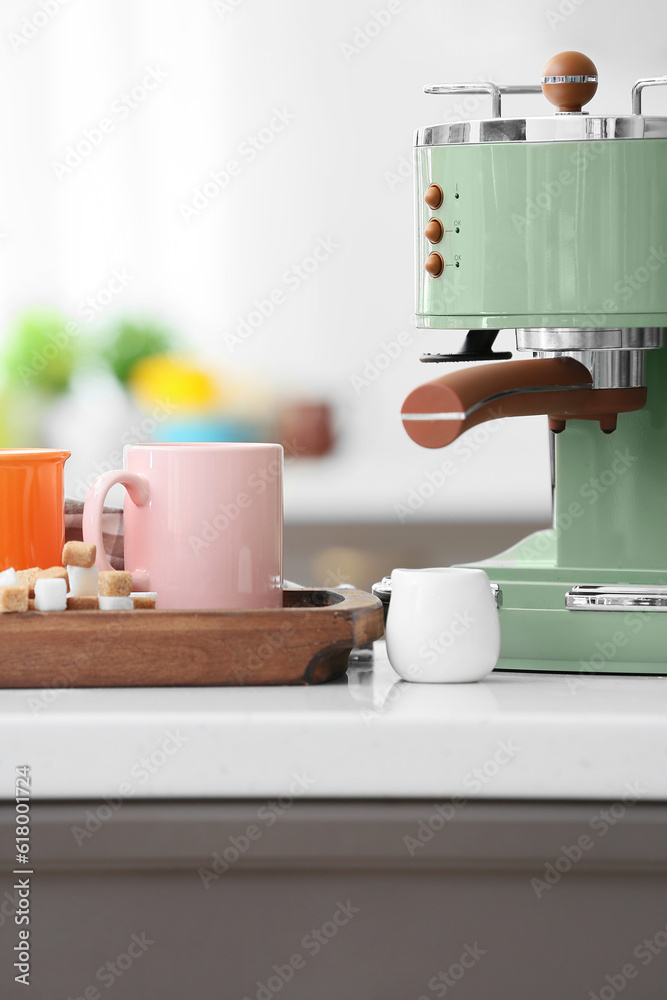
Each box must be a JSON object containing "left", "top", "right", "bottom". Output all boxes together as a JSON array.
[{"left": 83, "top": 443, "right": 283, "bottom": 610}]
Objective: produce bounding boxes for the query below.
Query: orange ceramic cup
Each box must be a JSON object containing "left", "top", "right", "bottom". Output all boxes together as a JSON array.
[{"left": 0, "top": 449, "right": 70, "bottom": 571}]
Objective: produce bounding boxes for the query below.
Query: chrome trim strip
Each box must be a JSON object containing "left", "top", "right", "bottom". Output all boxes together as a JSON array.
[
  {"left": 515, "top": 329, "right": 664, "bottom": 389},
  {"left": 516, "top": 328, "right": 664, "bottom": 352},
  {"left": 402, "top": 412, "right": 466, "bottom": 421},
  {"left": 415, "top": 115, "right": 667, "bottom": 146},
  {"left": 566, "top": 585, "right": 667, "bottom": 611},
  {"left": 541, "top": 74, "right": 597, "bottom": 84},
  {"left": 533, "top": 350, "right": 645, "bottom": 389}
]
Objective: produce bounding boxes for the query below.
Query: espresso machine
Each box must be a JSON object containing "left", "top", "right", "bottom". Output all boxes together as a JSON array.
[{"left": 399, "top": 51, "right": 667, "bottom": 674}]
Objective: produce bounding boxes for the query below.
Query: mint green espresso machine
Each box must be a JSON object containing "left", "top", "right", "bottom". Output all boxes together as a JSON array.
[{"left": 399, "top": 51, "right": 667, "bottom": 674}]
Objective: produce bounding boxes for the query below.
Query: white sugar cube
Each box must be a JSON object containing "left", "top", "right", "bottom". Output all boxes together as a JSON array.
[
  {"left": 34, "top": 577, "right": 67, "bottom": 612},
  {"left": 67, "top": 565, "right": 99, "bottom": 597},
  {"left": 99, "top": 595, "right": 133, "bottom": 611},
  {"left": 0, "top": 567, "right": 19, "bottom": 588}
]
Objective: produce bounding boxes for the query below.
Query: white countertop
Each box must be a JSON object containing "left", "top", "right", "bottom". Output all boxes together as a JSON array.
[{"left": 1, "top": 641, "right": 666, "bottom": 802}]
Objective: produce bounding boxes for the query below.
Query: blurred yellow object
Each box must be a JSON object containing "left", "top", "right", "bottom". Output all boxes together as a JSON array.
[
  {"left": 223, "top": 376, "right": 276, "bottom": 421},
  {"left": 314, "top": 548, "right": 374, "bottom": 590},
  {"left": 129, "top": 354, "right": 220, "bottom": 413}
]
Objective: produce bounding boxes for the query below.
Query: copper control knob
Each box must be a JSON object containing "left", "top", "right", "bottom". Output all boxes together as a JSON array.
[
  {"left": 541, "top": 51, "right": 598, "bottom": 113},
  {"left": 424, "top": 218, "right": 444, "bottom": 244},
  {"left": 425, "top": 252, "right": 444, "bottom": 277},
  {"left": 424, "top": 184, "right": 443, "bottom": 209}
]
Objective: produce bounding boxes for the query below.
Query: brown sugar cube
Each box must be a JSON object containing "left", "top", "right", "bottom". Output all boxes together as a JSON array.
[
  {"left": 132, "top": 594, "right": 156, "bottom": 610},
  {"left": 16, "top": 568, "right": 42, "bottom": 597},
  {"left": 37, "top": 566, "right": 69, "bottom": 590},
  {"left": 98, "top": 571, "right": 132, "bottom": 598},
  {"left": 0, "top": 586, "right": 29, "bottom": 613},
  {"left": 62, "top": 541, "right": 96, "bottom": 569},
  {"left": 67, "top": 596, "right": 99, "bottom": 611},
  {"left": 28, "top": 598, "right": 36, "bottom": 611}
]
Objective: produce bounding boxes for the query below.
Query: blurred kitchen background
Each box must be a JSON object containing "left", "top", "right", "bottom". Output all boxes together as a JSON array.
[{"left": 0, "top": 0, "right": 662, "bottom": 588}]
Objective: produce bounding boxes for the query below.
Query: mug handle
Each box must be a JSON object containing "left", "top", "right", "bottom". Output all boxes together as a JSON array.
[{"left": 82, "top": 470, "right": 151, "bottom": 589}]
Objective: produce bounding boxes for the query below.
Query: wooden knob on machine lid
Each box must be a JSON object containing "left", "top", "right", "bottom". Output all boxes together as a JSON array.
[{"left": 541, "top": 51, "right": 598, "bottom": 113}]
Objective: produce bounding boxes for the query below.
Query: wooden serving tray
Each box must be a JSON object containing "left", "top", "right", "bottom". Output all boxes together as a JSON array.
[{"left": 0, "top": 588, "right": 384, "bottom": 688}]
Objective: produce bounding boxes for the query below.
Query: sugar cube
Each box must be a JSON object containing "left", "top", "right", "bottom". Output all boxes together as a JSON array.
[
  {"left": 34, "top": 577, "right": 67, "bottom": 612},
  {"left": 62, "top": 541, "right": 96, "bottom": 569},
  {"left": 99, "top": 571, "right": 132, "bottom": 598},
  {"left": 28, "top": 598, "right": 36, "bottom": 611},
  {"left": 67, "top": 596, "right": 99, "bottom": 611},
  {"left": 0, "top": 586, "right": 28, "bottom": 613},
  {"left": 0, "top": 567, "right": 20, "bottom": 588},
  {"left": 131, "top": 592, "right": 157, "bottom": 610},
  {"left": 16, "top": 568, "right": 42, "bottom": 597},
  {"left": 98, "top": 595, "right": 133, "bottom": 611},
  {"left": 37, "top": 566, "right": 69, "bottom": 589},
  {"left": 67, "top": 565, "right": 99, "bottom": 597}
]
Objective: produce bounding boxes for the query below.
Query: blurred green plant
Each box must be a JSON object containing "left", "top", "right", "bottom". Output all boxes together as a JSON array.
[
  {"left": 2, "top": 308, "right": 80, "bottom": 394},
  {"left": 101, "top": 319, "right": 175, "bottom": 386}
]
